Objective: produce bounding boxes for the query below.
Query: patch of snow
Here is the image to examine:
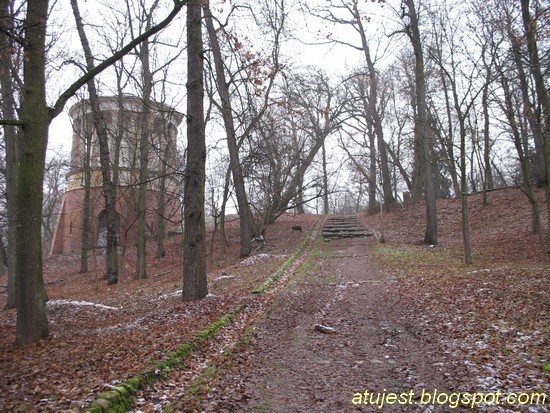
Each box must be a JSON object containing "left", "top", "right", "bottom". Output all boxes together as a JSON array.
[
  {"left": 475, "top": 340, "right": 490, "bottom": 349},
  {"left": 468, "top": 268, "right": 492, "bottom": 274},
  {"left": 47, "top": 299, "right": 118, "bottom": 310},
  {"left": 240, "top": 253, "right": 274, "bottom": 266},
  {"left": 157, "top": 290, "right": 182, "bottom": 300},
  {"left": 214, "top": 274, "right": 236, "bottom": 281}
]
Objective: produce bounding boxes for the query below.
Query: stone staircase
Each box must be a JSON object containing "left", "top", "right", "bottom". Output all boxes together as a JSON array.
[{"left": 321, "top": 215, "right": 373, "bottom": 240}]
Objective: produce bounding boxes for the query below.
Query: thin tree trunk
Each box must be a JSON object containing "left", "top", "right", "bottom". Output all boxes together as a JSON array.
[
  {"left": 482, "top": 64, "right": 493, "bottom": 205},
  {"left": 135, "top": 33, "right": 153, "bottom": 280},
  {"left": 71, "top": 0, "right": 119, "bottom": 284},
  {"left": 440, "top": 71, "right": 460, "bottom": 196},
  {"left": 368, "top": 128, "right": 378, "bottom": 214},
  {"left": 501, "top": 75, "right": 546, "bottom": 258},
  {"left": 182, "top": 0, "right": 208, "bottom": 301},
  {"left": 295, "top": 156, "right": 305, "bottom": 214},
  {"left": 322, "top": 143, "right": 329, "bottom": 214},
  {"left": 156, "top": 185, "right": 166, "bottom": 258},
  {"left": 204, "top": 4, "right": 254, "bottom": 256},
  {"left": 458, "top": 113, "right": 473, "bottom": 264},
  {"left": 79, "top": 113, "right": 92, "bottom": 274},
  {"left": 219, "top": 165, "right": 231, "bottom": 256},
  {"left": 156, "top": 140, "right": 170, "bottom": 258}
]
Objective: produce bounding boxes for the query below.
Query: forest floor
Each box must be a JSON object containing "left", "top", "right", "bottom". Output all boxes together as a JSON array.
[{"left": 0, "top": 187, "right": 549, "bottom": 412}]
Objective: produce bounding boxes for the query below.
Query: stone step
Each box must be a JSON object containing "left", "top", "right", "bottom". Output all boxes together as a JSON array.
[{"left": 321, "top": 215, "right": 373, "bottom": 240}]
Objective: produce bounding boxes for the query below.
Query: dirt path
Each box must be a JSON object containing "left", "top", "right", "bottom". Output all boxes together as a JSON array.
[{"left": 201, "top": 226, "right": 458, "bottom": 412}]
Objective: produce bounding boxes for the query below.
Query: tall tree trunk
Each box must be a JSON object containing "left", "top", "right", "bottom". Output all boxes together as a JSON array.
[
  {"left": 482, "top": 65, "right": 493, "bottom": 205},
  {"left": 0, "top": 0, "right": 18, "bottom": 309},
  {"left": 183, "top": 0, "right": 208, "bottom": 301},
  {"left": 204, "top": 4, "right": 254, "bottom": 256},
  {"left": 15, "top": 0, "right": 50, "bottom": 345},
  {"left": 219, "top": 165, "right": 231, "bottom": 257},
  {"left": 501, "top": 75, "right": 546, "bottom": 257},
  {"left": 368, "top": 128, "right": 378, "bottom": 214},
  {"left": 156, "top": 136, "right": 171, "bottom": 259},
  {"left": 457, "top": 108, "right": 473, "bottom": 264},
  {"left": 404, "top": 0, "right": 438, "bottom": 245},
  {"left": 354, "top": 1, "right": 395, "bottom": 210},
  {"left": 135, "top": 33, "right": 153, "bottom": 280},
  {"left": 71, "top": 0, "right": 119, "bottom": 284}
]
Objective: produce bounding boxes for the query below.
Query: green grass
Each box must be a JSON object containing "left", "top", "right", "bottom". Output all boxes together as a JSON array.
[{"left": 373, "top": 243, "right": 462, "bottom": 267}]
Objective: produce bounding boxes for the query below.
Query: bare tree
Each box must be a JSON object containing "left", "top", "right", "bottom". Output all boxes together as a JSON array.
[
  {"left": 133, "top": 1, "right": 158, "bottom": 280},
  {"left": 425, "top": 2, "right": 484, "bottom": 263},
  {"left": 475, "top": 0, "right": 548, "bottom": 252},
  {"left": 41, "top": 150, "right": 69, "bottom": 255},
  {"left": 74, "top": 96, "right": 93, "bottom": 274},
  {"left": 401, "top": 0, "right": 438, "bottom": 245},
  {"left": 304, "top": 0, "right": 397, "bottom": 210},
  {"left": 182, "top": 0, "right": 207, "bottom": 301},
  {"left": 204, "top": 2, "right": 255, "bottom": 257},
  {"left": 71, "top": 0, "right": 120, "bottom": 284},
  {"left": 499, "top": 74, "right": 546, "bottom": 257},
  {"left": 0, "top": 0, "right": 186, "bottom": 344},
  {"left": 246, "top": 70, "right": 347, "bottom": 227},
  {"left": 204, "top": 0, "right": 286, "bottom": 256},
  {"left": 0, "top": 0, "right": 19, "bottom": 309},
  {"left": 520, "top": 0, "right": 550, "bottom": 241}
]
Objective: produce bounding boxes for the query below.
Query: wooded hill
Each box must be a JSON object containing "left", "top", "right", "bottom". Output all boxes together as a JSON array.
[{"left": 0, "top": 188, "right": 547, "bottom": 412}]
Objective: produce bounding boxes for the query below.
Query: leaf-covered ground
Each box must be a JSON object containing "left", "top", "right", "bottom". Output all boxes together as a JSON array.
[
  {"left": 0, "top": 214, "right": 319, "bottom": 412},
  {"left": 361, "top": 189, "right": 549, "bottom": 411},
  {"left": 0, "top": 188, "right": 548, "bottom": 412},
  {"left": 154, "top": 188, "right": 547, "bottom": 413}
]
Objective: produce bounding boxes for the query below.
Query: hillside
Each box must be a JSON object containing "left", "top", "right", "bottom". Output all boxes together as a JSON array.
[
  {"left": 364, "top": 187, "right": 546, "bottom": 264},
  {"left": 0, "top": 187, "right": 548, "bottom": 412}
]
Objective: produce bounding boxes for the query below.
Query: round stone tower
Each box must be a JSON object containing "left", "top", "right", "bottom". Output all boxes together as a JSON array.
[{"left": 50, "top": 96, "right": 183, "bottom": 255}]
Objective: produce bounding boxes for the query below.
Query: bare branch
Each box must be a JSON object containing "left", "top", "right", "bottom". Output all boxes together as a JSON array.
[
  {"left": 0, "top": 119, "right": 23, "bottom": 126},
  {"left": 49, "top": 0, "right": 187, "bottom": 121}
]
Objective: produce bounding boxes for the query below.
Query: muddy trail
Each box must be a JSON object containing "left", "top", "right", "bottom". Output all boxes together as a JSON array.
[{"left": 170, "top": 216, "right": 460, "bottom": 413}]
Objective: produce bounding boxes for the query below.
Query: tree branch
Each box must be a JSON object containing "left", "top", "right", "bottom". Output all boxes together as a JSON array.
[
  {"left": 48, "top": 0, "right": 188, "bottom": 121},
  {"left": 0, "top": 119, "right": 23, "bottom": 126}
]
